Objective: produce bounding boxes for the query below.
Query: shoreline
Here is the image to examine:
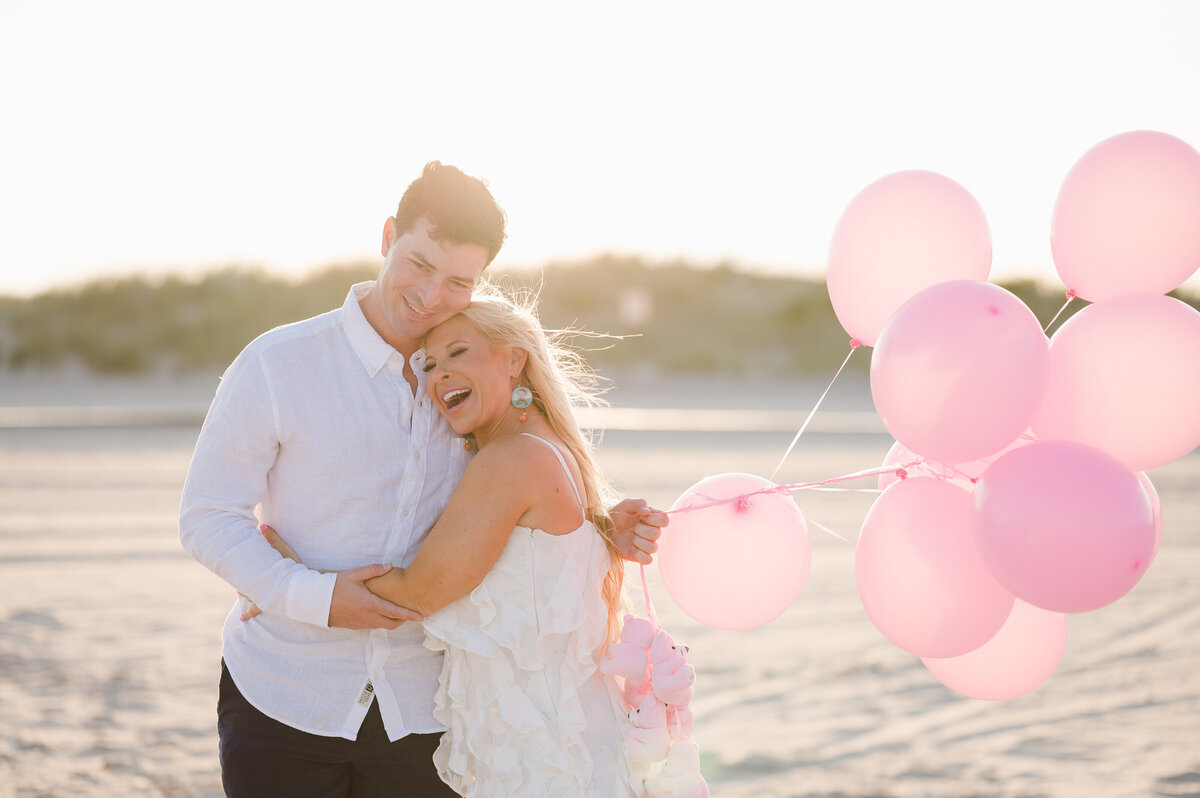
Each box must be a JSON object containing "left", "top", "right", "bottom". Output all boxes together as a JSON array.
[{"left": 0, "top": 368, "right": 884, "bottom": 434}]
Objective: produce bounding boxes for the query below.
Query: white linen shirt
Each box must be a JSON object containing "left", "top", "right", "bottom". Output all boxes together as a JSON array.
[{"left": 179, "top": 281, "right": 471, "bottom": 740}]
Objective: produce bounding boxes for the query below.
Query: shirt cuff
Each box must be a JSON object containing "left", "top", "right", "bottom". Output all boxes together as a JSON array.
[{"left": 285, "top": 568, "right": 338, "bottom": 628}]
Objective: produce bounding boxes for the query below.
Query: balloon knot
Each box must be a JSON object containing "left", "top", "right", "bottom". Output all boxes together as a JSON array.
[
  {"left": 970, "top": 477, "right": 978, "bottom": 484},
  {"left": 896, "top": 469, "right": 908, "bottom": 480},
  {"left": 848, "top": 338, "right": 862, "bottom": 350},
  {"left": 735, "top": 495, "right": 752, "bottom": 512},
  {"left": 1065, "top": 289, "right": 1077, "bottom": 299}
]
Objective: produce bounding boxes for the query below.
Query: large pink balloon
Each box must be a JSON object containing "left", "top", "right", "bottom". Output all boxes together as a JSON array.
[
  {"left": 973, "top": 440, "right": 1156, "bottom": 613},
  {"left": 856, "top": 478, "right": 1014, "bottom": 658},
  {"left": 922, "top": 600, "right": 1069, "bottom": 701},
  {"left": 1032, "top": 294, "right": 1200, "bottom": 472},
  {"left": 827, "top": 170, "right": 992, "bottom": 346},
  {"left": 871, "top": 281, "right": 1049, "bottom": 464},
  {"left": 1052, "top": 130, "right": 1200, "bottom": 302},
  {"left": 662, "top": 473, "right": 811, "bottom": 630}
]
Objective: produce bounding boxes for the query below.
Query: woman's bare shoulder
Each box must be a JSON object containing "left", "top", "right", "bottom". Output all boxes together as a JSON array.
[{"left": 467, "top": 432, "right": 568, "bottom": 477}]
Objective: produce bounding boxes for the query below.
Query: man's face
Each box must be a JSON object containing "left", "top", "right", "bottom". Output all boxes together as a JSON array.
[{"left": 372, "top": 217, "right": 489, "bottom": 349}]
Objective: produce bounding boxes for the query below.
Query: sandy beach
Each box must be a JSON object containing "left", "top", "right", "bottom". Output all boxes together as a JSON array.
[{"left": 1, "top": 370, "right": 1197, "bottom": 797}]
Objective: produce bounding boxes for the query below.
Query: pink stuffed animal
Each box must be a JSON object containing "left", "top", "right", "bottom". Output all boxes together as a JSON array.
[
  {"left": 610, "top": 620, "right": 706, "bottom": 797},
  {"left": 625, "top": 692, "right": 672, "bottom": 763},
  {"left": 650, "top": 630, "right": 695, "bottom": 706},
  {"left": 666, "top": 704, "right": 694, "bottom": 742},
  {"left": 643, "top": 740, "right": 709, "bottom": 797},
  {"left": 598, "top": 614, "right": 657, "bottom": 705}
]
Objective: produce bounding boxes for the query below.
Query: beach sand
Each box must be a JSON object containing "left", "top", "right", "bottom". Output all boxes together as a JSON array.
[{"left": 1, "top": 370, "right": 1197, "bottom": 797}]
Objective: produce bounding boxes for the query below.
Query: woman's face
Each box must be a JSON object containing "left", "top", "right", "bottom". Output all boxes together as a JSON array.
[{"left": 423, "top": 315, "right": 521, "bottom": 439}]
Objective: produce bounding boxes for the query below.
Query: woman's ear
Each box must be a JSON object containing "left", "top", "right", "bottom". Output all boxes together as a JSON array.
[{"left": 510, "top": 347, "right": 529, "bottom": 378}]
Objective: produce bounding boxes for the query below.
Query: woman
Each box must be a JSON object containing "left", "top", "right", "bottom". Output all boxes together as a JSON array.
[{"left": 258, "top": 293, "right": 641, "bottom": 795}]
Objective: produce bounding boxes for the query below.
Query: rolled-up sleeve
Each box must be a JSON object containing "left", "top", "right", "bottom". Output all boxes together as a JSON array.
[{"left": 179, "top": 346, "right": 336, "bottom": 627}]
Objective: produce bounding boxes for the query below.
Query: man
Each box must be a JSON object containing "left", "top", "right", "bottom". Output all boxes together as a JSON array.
[{"left": 180, "top": 161, "right": 664, "bottom": 796}]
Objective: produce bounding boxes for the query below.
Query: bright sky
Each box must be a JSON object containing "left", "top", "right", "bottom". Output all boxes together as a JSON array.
[{"left": 2, "top": 0, "right": 1198, "bottom": 297}]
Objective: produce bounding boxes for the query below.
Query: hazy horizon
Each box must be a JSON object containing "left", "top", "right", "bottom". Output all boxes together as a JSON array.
[{"left": 6, "top": 251, "right": 1168, "bottom": 302}]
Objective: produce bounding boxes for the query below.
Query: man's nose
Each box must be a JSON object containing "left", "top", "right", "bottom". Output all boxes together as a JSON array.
[{"left": 416, "top": 276, "right": 445, "bottom": 308}]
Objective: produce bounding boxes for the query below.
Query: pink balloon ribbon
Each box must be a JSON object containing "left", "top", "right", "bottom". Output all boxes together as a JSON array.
[
  {"left": 666, "top": 460, "right": 921, "bottom": 519},
  {"left": 1042, "top": 290, "right": 1077, "bottom": 334},
  {"left": 806, "top": 517, "right": 855, "bottom": 545},
  {"left": 637, "top": 564, "right": 659, "bottom": 628},
  {"left": 769, "top": 340, "right": 862, "bottom": 480}
]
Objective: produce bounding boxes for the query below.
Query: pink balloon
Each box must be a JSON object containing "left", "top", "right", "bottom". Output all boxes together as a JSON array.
[
  {"left": 871, "top": 281, "right": 1049, "bottom": 464},
  {"left": 1052, "top": 130, "right": 1200, "bottom": 302},
  {"left": 662, "top": 473, "right": 811, "bottom": 630},
  {"left": 973, "top": 440, "right": 1156, "bottom": 613},
  {"left": 1137, "top": 472, "right": 1163, "bottom": 562},
  {"left": 943, "top": 431, "right": 1039, "bottom": 485},
  {"left": 878, "top": 440, "right": 922, "bottom": 492},
  {"left": 1032, "top": 294, "right": 1200, "bottom": 472},
  {"left": 856, "top": 478, "right": 1014, "bottom": 658},
  {"left": 827, "top": 170, "right": 992, "bottom": 346},
  {"left": 878, "top": 432, "right": 1038, "bottom": 493},
  {"left": 877, "top": 440, "right": 966, "bottom": 492},
  {"left": 922, "top": 600, "right": 1069, "bottom": 701}
]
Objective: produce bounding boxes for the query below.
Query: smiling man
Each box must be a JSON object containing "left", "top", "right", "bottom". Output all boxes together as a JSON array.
[{"left": 179, "top": 161, "right": 663, "bottom": 796}]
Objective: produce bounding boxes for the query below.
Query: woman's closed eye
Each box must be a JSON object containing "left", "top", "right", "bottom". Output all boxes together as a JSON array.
[{"left": 422, "top": 347, "right": 467, "bottom": 373}]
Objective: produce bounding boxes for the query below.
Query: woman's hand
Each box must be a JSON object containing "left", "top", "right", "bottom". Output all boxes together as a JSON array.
[
  {"left": 609, "top": 498, "right": 667, "bottom": 565},
  {"left": 240, "top": 523, "right": 298, "bottom": 621},
  {"left": 259, "top": 522, "right": 301, "bottom": 562},
  {"left": 241, "top": 524, "right": 422, "bottom": 628}
]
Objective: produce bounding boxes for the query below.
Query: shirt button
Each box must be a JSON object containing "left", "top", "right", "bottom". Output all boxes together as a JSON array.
[
  {"left": 401, "top": 509, "right": 410, "bottom": 517},
  {"left": 414, "top": 451, "right": 421, "bottom": 460}
]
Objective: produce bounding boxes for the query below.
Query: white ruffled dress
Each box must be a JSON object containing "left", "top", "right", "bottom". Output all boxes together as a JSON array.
[{"left": 422, "top": 434, "right": 638, "bottom": 797}]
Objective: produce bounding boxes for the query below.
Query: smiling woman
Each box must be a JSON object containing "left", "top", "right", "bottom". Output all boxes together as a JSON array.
[{"left": 422, "top": 314, "right": 527, "bottom": 447}]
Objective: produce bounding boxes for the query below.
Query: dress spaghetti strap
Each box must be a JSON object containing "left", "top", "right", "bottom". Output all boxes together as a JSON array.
[{"left": 519, "top": 432, "right": 585, "bottom": 510}]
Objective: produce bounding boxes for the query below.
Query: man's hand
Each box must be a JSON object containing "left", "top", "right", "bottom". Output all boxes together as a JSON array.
[
  {"left": 610, "top": 498, "right": 667, "bottom": 565},
  {"left": 327, "top": 564, "right": 424, "bottom": 630}
]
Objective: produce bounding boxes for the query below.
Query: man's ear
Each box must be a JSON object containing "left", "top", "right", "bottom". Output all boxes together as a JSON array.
[{"left": 381, "top": 217, "right": 398, "bottom": 257}]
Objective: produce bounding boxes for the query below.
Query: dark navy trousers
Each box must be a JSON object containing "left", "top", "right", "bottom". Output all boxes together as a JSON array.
[{"left": 217, "top": 660, "right": 458, "bottom": 797}]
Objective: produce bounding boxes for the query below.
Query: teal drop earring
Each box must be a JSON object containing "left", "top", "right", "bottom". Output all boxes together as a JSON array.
[{"left": 511, "top": 386, "right": 532, "bottom": 423}]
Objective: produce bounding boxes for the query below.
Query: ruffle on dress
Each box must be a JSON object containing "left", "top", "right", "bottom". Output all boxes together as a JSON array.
[{"left": 423, "top": 523, "right": 637, "bottom": 797}]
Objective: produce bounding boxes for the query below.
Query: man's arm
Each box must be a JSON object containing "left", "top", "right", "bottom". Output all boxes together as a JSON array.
[
  {"left": 609, "top": 498, "right": 667, "bottom": 565},
  {"left": 178, "top": 348, "right": 416, "bottom": 630},
  {"left": 361, "top": 441, "right": 537, "bottom": 616}
]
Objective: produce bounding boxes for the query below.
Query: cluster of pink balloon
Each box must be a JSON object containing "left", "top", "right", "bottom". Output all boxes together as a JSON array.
[
  {"left": 657, "top": 130, "right": 1200, "bottom": 701},
  {"left": 848, "top": 130, "right": 1200, "bottom": 701}
]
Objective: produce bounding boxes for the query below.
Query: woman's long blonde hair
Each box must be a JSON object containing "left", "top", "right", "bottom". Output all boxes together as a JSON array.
[{"left": 443, "top": 289, "right": 626, "bottom": 644}]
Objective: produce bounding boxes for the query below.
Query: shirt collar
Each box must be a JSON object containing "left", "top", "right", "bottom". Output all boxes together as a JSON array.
[{"left": 341, "top": 281, "right": 407, "bottom": 378}]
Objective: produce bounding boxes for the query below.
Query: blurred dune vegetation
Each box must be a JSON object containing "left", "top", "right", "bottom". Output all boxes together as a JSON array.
[{"left": 2, "top": 256, "right": 1194, "bottom": 377}]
